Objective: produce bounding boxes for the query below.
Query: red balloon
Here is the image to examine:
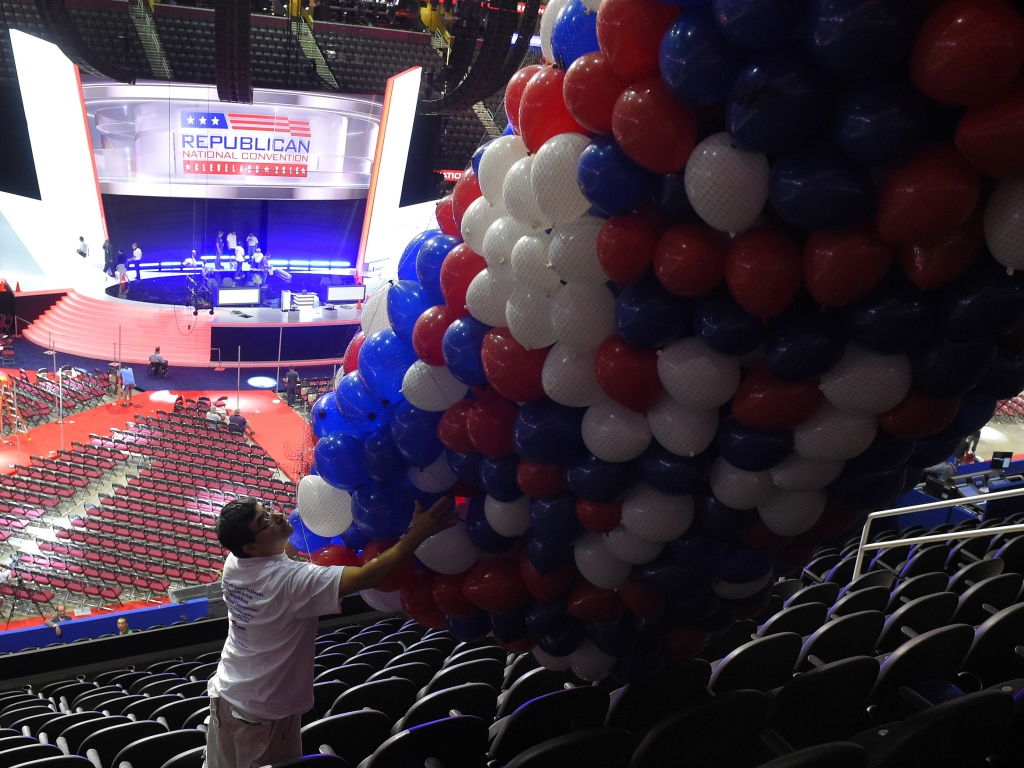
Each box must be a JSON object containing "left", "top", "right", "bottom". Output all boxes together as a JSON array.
[
  {"left": 725, "top": 226, "right": 803, "bottom": 320},
  {"left": 311, "top": 544, "right": 361, "bottom": 567},
  {"left": 359, "top": 539, "right": 414, "bottom": 592},
  {"left": 449, "top": 480, "right": 483, "bottom": 497},
  {"left": 563, "top": 52, "right": 627, "bottom": 135},
  {"left": 462, "top": 558, "right": 531, "bottom": 613},
  {"left": 662, "top": 628, "right": 710, "bottom": 660},
  {"left": 517, "top": 460, "right": 567, "bottom": 497},
  {"left": 520, "top": 549, "right": 577, "bottom": 602},
  {"left": 519, "top": 66, "right": 587, "bottom": 154},
  {"left": 878, "top": 387, "right": 961, "bottom": 438},
  {"left": 596, "top": 0, "right": 680, "bottom": 82},
  {"left": 465, "top": 389, "right": 519, "bottom": 457},
  {"left": 876, "top": 144, "right": 980, "bottom": 246},
  {"left": 506, "top": 64, "right": 544, "bottom": 135},
  {"left": 616, "top": 575, "right": 664, "bottom": 619},
  {"left": 567, "top": 578, "right": 627, "bottom": 623},
  {"left": 910, "top": 0, "right": 1024, "bottom": 106},
  {"left": 400, "top": 570, "right": 446, "bottom": 629},
  {"left": 654, "top": 222, "right": 728, "bottom": 298},
  {"left": 433, "top": 571, "right": 479, "bottom": 617},
  {"left": 739, "top": 519, "right": 793, "bottom": 552},
  {"left": 802, "top": 501, "right": 865, "bottom": 542},
  {"left": 436, "top": 196, "right": 460, "bottom": 238},
  {"left": 732, "top": 364, "right": 825, "bottom": 431},
  {"left": 598, "top": 213, "right": 660, "bottom": 285},
  {"left": 804, "top": 226, "right": 894, "bottom": 309},
  {"left": 594, "top": 336, "right": 662, "bottom": 413},
  {"left": 955, "top": 76, "right": 1024, "bottom": 177},
  {"left": 897, "top": 208, "right": 985, "bottom": 291},
  {"left": 440, "top": 243, "right": 487, "bottom": 311},
  {"left": 452, "top": 169, "right": 483, "bottom": 227},
  {"left": 612, "top": 79, "right": 697, "bottom": 175},
  {"left": 343, "top": 331, "right": 365, "bottom": 374},
  {"left": 413, "top": 304, "right": 464, "bottom": 367},
  {"left": 481, "top": 327, "right": 549, "bottom": 403},
  {"left": 576, "top": 499, "right": 623, "bottom": 534},
  {"left": 497, "top": 634, "right": 538, "bottom": 654},
  {"left": 438, "top": 399, "right": 476, "bottom": 454}
]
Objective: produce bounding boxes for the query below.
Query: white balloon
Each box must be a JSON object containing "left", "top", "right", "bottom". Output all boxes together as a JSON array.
[
  {"left": 408, "top": 451, "right": 458, "bottom": 493},
  {"left": 484, "top": 495, "right": 532, "bottom": 537},
  {"left": 461, "top": 197, "right": 507, "bottom": 255},
  {"left": 361, "top": 588, "right": 405, "bottom": 608},
  {"left": 534, "top": 646, "right": 573, "bottom": 671},
  {"left": 539, "top": 0, "right": 568, "bottom": 65},
  {"left": 402, "top": 361, "right": 468, "bottom": 411},
  {"left": 712, "top": 571, "right": 773, "bottom": 600},
  {"left": 984, "top": 180, "right": 1024, "bottom": 271},
  {"left": 685, "top": 132, "right": 769, "bottom": 233},
  {"left": 581, "top": 0, "right": 602, "bottom": 11},
  {"left": 657, "top": 338, "right": 741, "bottom": 409},
  {"left": 415, "top": 520, "right": 481, "bottom": 574},
  {"left": 466, "top": 267, "right": 515, "bottom": 327},
  {"left": 542, "top": 342, "right": 605, "bottom": 407},
  {"left": 770, "top": 453, "right": 845, "bottom": 491},
  {"left": 507, "top": 285, "right": 559, "bottom": 350},
  {"left": 482, "top": 216, "right": 536, "bottom": 269},
  {"left": 709, "top": 457, "right": 773, "bottom": 510},
  {"left": 582, "top": 400, "right": 652, "bottom": 462},
  {"left": 647, "top": 393, "right": 718, "bottom": 457},
  {"left": 297, "top": 474, "right": 353, "bottom": 537},
  {"left": 820, "top": 344, "right": 912, "bottom": 415},
  {"left": 757, "top": 489, "right": 827, "bottom": 537},
  {"left": 604, "top": 526, "right": 663, "bottom": 564},
  {"left": 503, "top": 156, "right": 546, "bottom": 229},
  {"left": 574, "top": 531, "right": 631, "bottom": 590},
  {"left": 478, "top": 135, "right": 529, "bottom": 205},
  {"left": 511, "top": 233, "right": 561, "bottom": 293},
  {"left": 621, "top": 484, "right": 694, "bottom": 542},
  {"left": 570, "top": 639, "right": 616, "bottom": 681},
  {"left": 548, "top": 216, "right": 606, "bottom": 284},
  {"left": 550, "top": 283, "right": 616, "bottom": 353},
  {"left": 794, "top": 403, "right": 877, "bottom": 462},
  {"left": 360, "top": 283, "right": 392, "bottom": 336},
  {"left": 532, "top": 133, "right": 592, "bottom": 226}
]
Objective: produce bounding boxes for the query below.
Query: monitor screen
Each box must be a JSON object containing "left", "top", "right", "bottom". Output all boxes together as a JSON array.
[
  {"left": 327, "top": 285, "right": 366, "bottom": 303},
  {"left": 218, "top": 287, "right": 261, "bottom": 306},
  {"left": 992, "top": 451, "right": 1013, "bottom": 470}
]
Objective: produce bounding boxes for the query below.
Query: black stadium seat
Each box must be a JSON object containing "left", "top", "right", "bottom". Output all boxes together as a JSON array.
[
  {"left": 151, "top": 697, "right": 209, "bottom": 730},
  {"left": 757, "top": 603, "right": 829, "bottom": 638},
  {"left": 757, "top": 743, "right": 867, "bottom": 768},
  {"left": 784, "top": 582, "right": 840, "bottom": 608},
  {"left": 329, "top": 678, "right": 417, "bottom": 722},
  {"left": 960, "top": 602, "right": 1024, "bottom": 686},
  {"left": 875, "top": 592, "right": 959, "bottom": 653},
  {"left": 947, "top": 558, "right": 1005, "bottom": 595},
  {"left": 951, "top": 573, "right": 1023, "bottom": 625},
  {"left": 78, "top": 720, "right": 167, "bottom": 768},
  {"left": 708, "top": 633, "right": 802, "bottom": 694},
  {"left": 367, "top": 662, "right": 434, "bottom": 689},
  {"left": 396, "top": 682, "right": 497, "bottom": 733},
  {"left": 489, "top": 687, "right": 608, "bottom": 767},
  {"left": 884, "top": 572, "right": 948, "bottom": 613},
  {"left": 420, "top": 659, "right": 504, "bottom": 698},
  {"left": 496, "top": 668, "right": 577, "bottom": 720},
  {"left": 301, "top": 709, "right": 392, "bottom": 765},
  {"left": 604, "top": 660, "right": 712, "bottom": 738},
  {"left": 796, "top": 611, "right": 885, "bottom": 671},
  {"left": 157, "top": 745, "right": 205, "bottom": 768},
  {"left": 111, "top": 729, "right": 206, "bottom": 768},
  {"left": 0, "top": 743, "right": 63, "bottom": 768},
  {"left": 36, "top": 711, "right": 104, "bottom": 746},
  {"left": 829, "top": 586, "right": 890, "bottom": 617},
  {"left": 504, "top": 727, "right": 634, "bottom": 768},
  {"left": 363, "top": 715, "right": 489, "bottom": 768},
  {"left": 57, "top": 715, "right": 130, "bottom": 756}
]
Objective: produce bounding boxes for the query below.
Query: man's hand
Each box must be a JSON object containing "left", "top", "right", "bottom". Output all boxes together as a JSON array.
[
  {"left": 55, "top": 626, "right": 61, "bottom": 637},
  {"left": 405, "top": 497, "right": 457, "bottom": 548}
]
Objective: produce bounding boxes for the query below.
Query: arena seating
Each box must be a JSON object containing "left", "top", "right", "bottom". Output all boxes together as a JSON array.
[
  {"left": 313, "top": 23, "right": 438, "bottom": 94},
  {"left": 67, "top": 3, "right": 152, "bottom": 78},
  {"left": 151, "top": 5, "right": 215, "bottom": 84}
]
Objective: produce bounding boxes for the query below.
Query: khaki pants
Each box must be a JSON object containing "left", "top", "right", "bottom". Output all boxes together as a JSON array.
[{"left": 204, "top": 696, "right": 302, "bottom": 768}]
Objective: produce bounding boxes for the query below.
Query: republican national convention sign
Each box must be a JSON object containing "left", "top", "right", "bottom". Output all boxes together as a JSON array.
[{"left": 82, "top": 83, "right": 383, "bottom": 200}]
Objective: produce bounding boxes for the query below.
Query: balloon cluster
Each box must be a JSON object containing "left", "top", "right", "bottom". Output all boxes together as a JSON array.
[{"left": 298, "top": 0, "right": 1024, "bottom": 681}]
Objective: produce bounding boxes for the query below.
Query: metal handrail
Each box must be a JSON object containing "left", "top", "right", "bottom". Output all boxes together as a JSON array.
[{"left": 852, "top": 485, "right": 1024, "bottom": 580}]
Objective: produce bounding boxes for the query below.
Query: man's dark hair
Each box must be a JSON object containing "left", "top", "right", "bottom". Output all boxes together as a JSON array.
[{"left": 218, "top": 497, "right": 261, "bottom": 558}]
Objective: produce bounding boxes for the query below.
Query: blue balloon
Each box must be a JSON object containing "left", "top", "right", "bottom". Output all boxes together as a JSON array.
[
  {"left": 442, "top": 317, "right": 490, "bottom": 388},
  {"left": 587, "top": 616, "right": 637, "bottom": 657},
  {"left": 727, "top": 44, "right": 833, "bottom": 154},
  {"left": 617, "top": 270, "right": 692, "bottom": 349},
  {"left": 336, "top": 371, "right": 395, "bottom": 434},
  {"left": 712, "top": 0, "right": 806, "bottom": 51},
  {"left": 845, "top": 431, "right": 915, "bottom": 472},
  {"left": 768, "top": 143, "right": 875, "bottom": 231},
  {"left": 805, "top": 0, "right": 915, "bottom": 81},
  {"left": 390, "top": 401, "right": 444, "bottom": 469},
  {"left": 289, "top": 511, "right": 332, "bottom": 553},
  {"left": 363, "top": 429, "right": 410, "bottom": 484},
  {"left": 566, "top": 451, "right": 638, "bottom": 503},
  {"left": 310, "top": 392, "right": 348, "bottom": 438},
  {"left": 387, "top": 280, "right": 434, "bottom": 347},
  {"left": 352, "top": 482, "right": 416, "bottom": 540},
  {"left": 637, "top": 551, "right": 716, "bottom": 601},
  {"left": 690, "top": 597, "right": 736, "bottom": 634},
  {"left": 417, "top": 234, "right": 461, "bottom": 306},
  {"left": 653, "top": 173, "right": 697, "bottom": 223},
  {"left": 577, "top": 136, "right": 653, "bottom": 216},
  {"left": 928, "top": 397, "right": 998, "bottom": 442},
  {"left": 940, "top": 263, "right": 1024, "bottom": 343},
  {"left": 693, "top": 290, "right": 766, "bottom": 356},
  {"left": 714, "top": 546, "right": 775, "bottom": 583},
  {"left": 397, "top": 229, "right": 441, "bottom": 282},
  {"left": 530, "top": 493, "right": 585, "bottom": 547},
  {"left": 513, "top": 398, "right": 587, "bottom": 464},
  {"left": 358, "top": 329, "right": 418, "bottom": 406},
  {"left": 471, "top": 143, "right": 490, "bottom": 178},
  {"left": 694, "top": 490, "right": 754, "bottom": 540},
  {"left": 527, "top": 533, "right": 574, "bottom": 574},
  {"left": 448, "top": 451, "right": 484, "bottom": 486},
  {"left": 491, "top": 608, "right": 529, "bottom": 643},
  {"left": 481, "top": 455, "right": 523, "bottom": 502},
  {"left": 669, "top": 534, "right": 729, "bottom": 571},
  {"left": 716, "top": 417, "right": 792, "bottom": 472},
  {"left": 906, "top": 438, "right": 959, "bottom": 469},
  {"left": 447, "top": 611, "right": 491, "bottom": 642},
  {"left": 502, "top": 122, "right": 515, "bottom": 137},
  {"left": 828, "top": 466, "right": 907, "bottom": 510},
  {"left": 339, "top": 520, "right": 370, "bottom": 551},
  {"left": 637, "top": 441, "right": 714, "bottom": 495},
  {"left": 526, "top": 598, "right": 575, "bottom": 636},
  {"left": 660, "top": 8, "right": 743, "bottom": 106},
  {"left": 973, "top": 347, "right": 1024, "bottom": 400},
  {"left": 550, "top": 0, "right": 599, "bottom": 68},
  {"left": 537, "top": 622, "right": 586, "bottom": 657},
  {"left": 314, "top": 432, "right": 370, "bottom": 491},
  {"left": 912, "top": 340, "right": 997, "bottom": 399},
  {"left": 831, "top": 77, "right": 932, "bottom": 166},
  {"left": 764, "top": 302, "right": 845, "bottom": 381},
  {"left": 465, "top": 495, "right": 518, "bottom": 554},
  {"left": 843, "top": 275, "right": 933, "bottom": 355}
]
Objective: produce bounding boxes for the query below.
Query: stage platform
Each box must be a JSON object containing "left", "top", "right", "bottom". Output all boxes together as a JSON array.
[{"left": 22, "top": 267, "right": 363, "bottom": 367}]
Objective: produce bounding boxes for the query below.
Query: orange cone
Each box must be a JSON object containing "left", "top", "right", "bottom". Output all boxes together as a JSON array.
[{"left": 14, "top": 282, "right": 20, "bottom": 292}]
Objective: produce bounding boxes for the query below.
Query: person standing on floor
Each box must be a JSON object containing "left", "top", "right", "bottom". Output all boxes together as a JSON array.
[
  {"left": 282, "top": 366, "right": 300, "bottom": 407},
  {"left": 76, "top": 236, "right": 89, "bottom": 259},
  {"left": 117, "top": 365, "right": 136, "bottom": 406},
  {"left": 102, "top": 239, "right": 114, "bottom": 276}
]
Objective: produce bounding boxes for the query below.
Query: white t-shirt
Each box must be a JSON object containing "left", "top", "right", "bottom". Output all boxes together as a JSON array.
[
  {"left": 235, "top": 245, "right": 245, "bottom": 261},
  {"left": 247, "top": 235, "right": 258, "bottom": 247},
  {"left": 132, "top": 247, "right": 142, "bottom": 260},
  {"left": 209, "top": 552, "right": 344, "bottom": 720},
  {"left": 227, "top": 233, "right": 237, "bottom": 249}
]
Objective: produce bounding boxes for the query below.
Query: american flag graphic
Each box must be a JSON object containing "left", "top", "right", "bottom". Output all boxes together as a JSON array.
[{"left": 180, "top": 111, "right": 311, "bottom": 138}]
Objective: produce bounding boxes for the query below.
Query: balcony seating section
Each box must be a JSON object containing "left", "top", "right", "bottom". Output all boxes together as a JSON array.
[
  {"left": 250, "top": 19, "right": 320, "bottom": 91},
  {"left": 66, "top": 6, "right": 153, "bottom": 78},
  {"left": 313, "top": 24, "right": 438, "bottom": 94},
  {"left": 152, "top": 7, "right": 216, "bottom": 84},
  {"left": 0, "top": 2, "right": 52, "bottom": 84}
]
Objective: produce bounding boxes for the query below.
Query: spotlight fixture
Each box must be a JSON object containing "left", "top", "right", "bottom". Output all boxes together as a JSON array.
[
  {"left": 193, "top": 309, "right": 198, "bottom": 316},
  {"left": 209, "top": 308, "right": 215, "bottom": 315}
]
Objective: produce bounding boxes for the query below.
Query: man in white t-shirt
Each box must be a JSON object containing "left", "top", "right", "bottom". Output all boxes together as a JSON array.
[
  {"left": 76, "top": 236, "right": 89, "bottom": 259},
  {"left": 205, "top": 495, "right": 455, "bottom": 768}
]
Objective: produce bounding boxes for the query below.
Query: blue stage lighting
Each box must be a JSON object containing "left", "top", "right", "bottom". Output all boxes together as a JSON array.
[{"left": 247, "top": 376, "right": 278, "bottom": 389}]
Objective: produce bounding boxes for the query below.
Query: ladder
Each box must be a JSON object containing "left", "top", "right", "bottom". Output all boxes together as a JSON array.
[
  {"left": 0, "top": 376, "right": 27, "bottom": 439},
  {"left": 127, "top": 0, "right": 173, "bottom": 80},
  {"left": 472, "top": 102, "right": 504, "bottom": 139},
  {"left": 292, "top": 16, "right": 339, "bottom": 91}
]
